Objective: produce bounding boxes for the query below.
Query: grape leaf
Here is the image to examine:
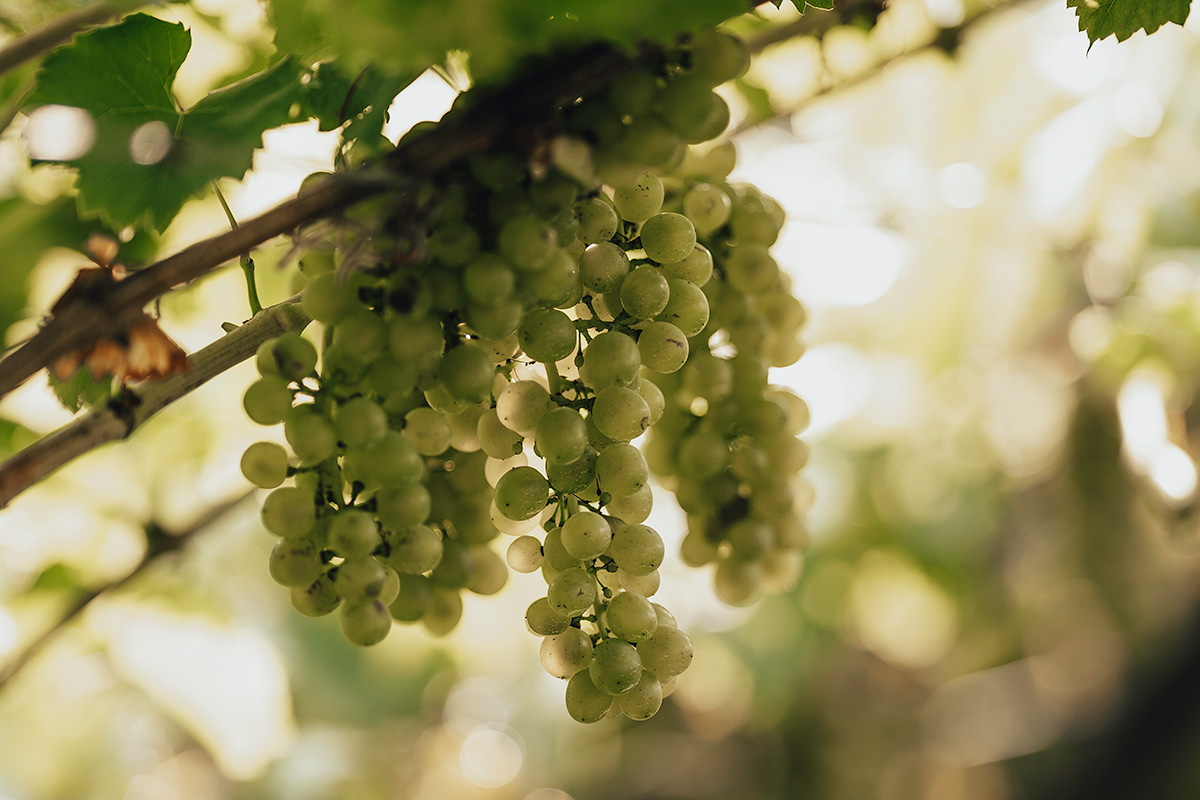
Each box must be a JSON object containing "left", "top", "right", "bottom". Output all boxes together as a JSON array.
[
  {"left": 25, "top": 13, "right": 304, "bottom": 232},
  {"left": 801, "top": 0, "right": 835, "bottom": 10},
  {"left": 1067, "top": 0, "right": 1191, "bottom": 44}
]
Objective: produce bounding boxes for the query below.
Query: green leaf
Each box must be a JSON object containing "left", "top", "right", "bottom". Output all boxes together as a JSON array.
[
  {"left": 1067, "top": 0, "right": 1191, "bottom": 44},
  {"left": 48, "top": 366, "right": 114, "bottom": 413},
  {"left": 25, "top": 13, "right": 304, "bottom": 232},
  {"left": 802, "top": 0, "right": 835, "bottom": 10}
]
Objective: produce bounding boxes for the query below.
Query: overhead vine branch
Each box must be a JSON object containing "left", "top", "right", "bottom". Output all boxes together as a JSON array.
[
  {"left": 0, "top": 0, "right": 132, "bottom": 77},
  {"left": 0, "top": 299, "right": 309, "bottom": 508}
]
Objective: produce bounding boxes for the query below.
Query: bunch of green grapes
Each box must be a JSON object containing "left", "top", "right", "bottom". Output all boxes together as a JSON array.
[{"left": 239, "top": 29, "right": 806, "bottom": 722}]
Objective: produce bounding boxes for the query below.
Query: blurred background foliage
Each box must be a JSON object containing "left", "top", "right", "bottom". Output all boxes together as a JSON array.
[{"left": 2, "top": 0, "right": 1200, "bottom": 798}]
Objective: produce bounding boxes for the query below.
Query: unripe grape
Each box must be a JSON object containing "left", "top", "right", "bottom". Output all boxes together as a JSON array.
[
  {"left": 527, "top": 596, "right": 571, "bottom": 635},
  {"left": 589, "top": 638, "right": 642, "bottom": 695},
  {"left": 637, "top": 626, "right": 693, "bottom": 678},
  {"left": 335, "top": 397, "right": 387, "bottom": 449},
  {"left": 261, "top": 487, "right": 315, "bottom": 538},
  {"left": 375, "top": 482, "right": 431, "bottom": 530},
  {"left": 328, "top": 510, "right": 379, "bottom": 558},
  {"left": 422, "top": 588, "right": 463, "bottom": 636},
  {"left": 605, "top": 591, "right": 658, "bottom": 642},
  {"left": 637, "top": 321, "right": 689, "bottom": 374},
  {"left": 284, "top": 405, "right": 337, "bottom": 464},
  {"left": 536, "top": 407, "right": 588, "bottom": 465},
  {"left": 613, "top": 171, "right": 664, "bottom": 224},
  {"left": 617, "top": 671, "right": 663, "bottom": 720},
  {"left": 388, "top": 574, "right": 433, "bottom": 621},
  {"left": 641, "top": 213, "right": 697, "bottom": 265},
  {"left": 620, "top": 268, "right": 670, "bottom": 320},
  {"left": 244, "top": 377, "right": 293, "bottom": 426},
  {"left": 518, "top": 308, "right": 576, "bottom": 363},
  {"left": 560, "top": 511, "right": 612, "bottom": 560},
  {"left": 386, "top": 524, "right": 444, "bottom": 574},
  {"left": 541, "top": 628, "right": 593, "bottom": 679},
  {"left": 575, "top": 197, "right": 619, "bottom": 244},
  {"left": 291, "top": 575, "right": 340, "bottom": 617},
  {"left": 579, "top": 242, "right": 630, "bottom": 293},
  {"left": 583, "top": 331, "right": 641, "bottom": 390},
  {"left": 507, "top": 535, "right": 544, "bottom": 573},
  {"left": 565, "top": 670, "right": 613, "bottom": 723},
  {"left": 609, "top": 523, "right": 664, "bottom": 576},
  {"left": 402, "top": 407, "right": 452, "bottom": 456},
  {"left": 494, "top": 466, "right": 550, "bottom": 520},
  {"left": 241, "top": 442, "right": 289, "bottom": 488},
  {"left": 496, "top": 380, "right": 550, "bottom": 436},
  {"left": 548, "top": 567, "right": 596, "bottom": 617},
  {"left": 269, "top": 538, "right": 323, "bottom": 587}
]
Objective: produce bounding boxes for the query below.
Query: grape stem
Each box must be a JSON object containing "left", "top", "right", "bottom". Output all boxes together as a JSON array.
[{"left": 544, "top": 359, "right": 564, "bottom": 396}]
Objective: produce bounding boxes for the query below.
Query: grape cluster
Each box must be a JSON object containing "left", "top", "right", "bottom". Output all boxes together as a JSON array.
[{"left": 239, "top": 29, "right": 807, "bottom": 722}]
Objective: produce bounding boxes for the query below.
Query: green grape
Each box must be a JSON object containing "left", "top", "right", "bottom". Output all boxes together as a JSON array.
[
  {"left": 524, "top": 249, "right": 581, "bottom": 309},
  {"left": 388, "top": 315, "right": 444, "bottom": 369},
  {"left": 540, "top": 627, "right": 594, "bottom": 679},
  {"left": 657, "top": 278, "right": 709, "bottom": 337},
  {"left": 298, "top": 247, "right": 335, "bottom": 278},
  {"left": 762, "top": 434, "right": 809, "bottom": 473},
  {"left": 402, "top": 407, "right": 452, "bottom": 456},
  {"left": 678, "top": 431, "right": 727, "bottom": 480},
  {"left": 464, "top": 255, "right": 516, "bottom": 306},
  {"left": 619, "top": 118, "right": 681, "bottom": 170},
  {"left": 431, "top": 537, "right": 474, "bottom": 588},
  {"left": 657, "top": 76, "right": 718, "bottom": 136},
  {"left": 339, "top": 599, "right": 392, "bottom": 646},
  {"left": 760, "top": 548, "right": 804, "bottom": 593},
  {"left": 241, "top": 441, "right": 289, "bottom": 488},
  {"left": 477, "top": 408, "right": 525, "bottom": 459},
  {"left": 506, "top": 535, "right": 544, "bottom": 573},
  {"left": 543, "top": 527, "right": 582, "bottom": 571},
  {"left": 662, "top": 244, "right": 714, "bottom": 286},
  {"left": 429, "top": 221, "right": 480, "bottom": 265},
  {"left": 637, "top": 321, "right": 689, "bottom": 374},
  {"left": 465, "top": 298, "right": 523, "bottom": 340},
  {"left": 638, "top": 379, "right": 666, "bottom": 426},
  {"left": 596, "top": 443, "right": 648, "bottom": 497},
  {"left": 496, "top": 380, "right": 550, "bottom": 436},
  {"left": 269, "top": 538, "right": 323, "bottom": 587},
  {"left": 284, "top": 405, "right": 337, "bottom": 464},
  {"left": 575, "top": 197, "right": 619, "bottom": 244},
  {"left": 335, "top": 397, "right": 387, "bottom": 449},
  {"left": 560, "top": 511, "right": 611, "bottom": 561},
  {"left": 547, "top": 567, "right": 596, "bottom": 617},
  {"left": 291, "top": 575, "right": 340, "bottom": 617},
  {"left": 332, "top": 310, "right": 387, "bottom": 363},
  {"left": 423, "top": 587, "right": 464, "bottom": 636},
  {"left": 361, "top": 430, "right": 425, "bottom": 486},
  {"left": 389, "top": 574, "right": 433, "bottom": 621},
  {"left": 498, "top": 214, "right": 557, "bottom": 270},
  {"left": 243, "top": 376, "right": 294, "bottom": 426},
  {"left": 566, "top": 670, "right": 613, "bottom": 723},
  {"left": 613, "top": 171, "right": 664, "bottom": 224},
  {"left": 328, "top": 510, "right": 379, "bottom": 558},
  {"left": 684, "top": 92, "right": 731, "bottom": 144},
  {"left": 714, "top": 555, "right": 764, "bottom": 606},
  {"left": 518, "top": 308, "right": 577, "bottom": 363},
  {"left": 368, "top": 355, "right": 418, "bottom": 398},
  {"left": 637, "top": 626, "right": 693, "bottom": 678},
  {"left": 757, "top": 291, "right": 807, "bottom": 333},
  {"left": 547, "top": 446, "right": 599, "bottom": 495},
  {"left": 682, "top": 183, "right": 732, "bottom": 236},
  {"left": 606, "top": 483, "right": 653, "bottom": 524},
  {"left": 591, "top": 387, "right": 651, "bottom": 443},
  {"left": 536, "top": 407, "right": 588, "bottom": 465},
  {"left": 766, "top": 389, "right": 811, "bottom": 435},
  {"left": 494, "top": 466, "right": 550, "bottom": 520},
  {"left": 728, "top": 518, "right": 772, "bottom": 560},
  {"left": 386, "top": 524, "right": 444, "bottom": 574},
  {"left": 579, "top": 242, "right": 630, "bottom": 294},
  {"left": 605, "top": 591, "right": 657, "bottom": 642},
  {"left": 583, "top": 331, "right": 641, "bottom": 390},
  {"left": 609, "top": 523, "right": 664, "bottom": 576},
  {"left": 640, "top": 213, "right": 697, "bottom": 265},
  {"left": 651, "top": 602, "right": 678, "bottom": 629},
  {"left": 379, "top": 567, "right": 401, "bottom": 605},
  {"left": 375, "top": 482, "right": 431, "bottom": 530},
  {"left": 438, "top": 344, "right": 494, "bottom": 401},
  {"left": 617, "top": 670, "right": 663, "bottom": 720},
  {"left": 333, "top": 557, "right": 391, "bottom": 601},
  {"left": 730, "top": 201, "right": 780, "bottom": 246},
  {"left": 689, "top": 30, "right": 750, "bottom": 85},
  {"left": 724, "top": 243, "right": 779, "bottom": 294},
  {"left": 447, "top": 402, "right": 486, "bottom": 452},
  {"left": 270, "top": 333, "right": 319, "bottom": 380},
  {"left": 261, "top": 487, "right": 315, "bottom": 538},
  {"left": 531, "top": 172, "right": 579, "bottom": 218},
  {"left": 680, "top": 529, "right": 717, "bottom": 567},
  {"left": 683, "top": 352, "right": 733, "bottom": 400},
  {"left": 609, "top": 69, "right": 658, "bottom": 116},
  {"left": 526, "top": 596, "right": 571, "bottom": 635},
  {"left": 620, "top": 268, "right": 670, "bottom": 320},
  {"left": 589, "top": 638, "right": 642, "bottom": 695},
  {"left": 302, "top": 272, "right": 358, "bottom": 324}
]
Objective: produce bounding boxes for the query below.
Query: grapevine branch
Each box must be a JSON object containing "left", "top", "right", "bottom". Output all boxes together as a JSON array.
[
  {"left": 0, "top": 0, "right": 133, "bottom": 77},
  {"left": 0, "top": 488, "right": 256, "bottom": 692},
  {"left": 0, "top": 298, "right": 309, "bottom": 508}
]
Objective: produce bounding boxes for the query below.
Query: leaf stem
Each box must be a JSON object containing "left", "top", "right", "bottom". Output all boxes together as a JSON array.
[{"left": 213, "top": 182, "right": 263, "bottom": 316}]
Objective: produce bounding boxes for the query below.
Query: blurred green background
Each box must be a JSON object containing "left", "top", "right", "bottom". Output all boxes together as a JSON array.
[{"left": 4, "top": 0, "right": 1200, "bottom": 798}]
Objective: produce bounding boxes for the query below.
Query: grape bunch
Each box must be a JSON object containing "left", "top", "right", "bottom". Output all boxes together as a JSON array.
[{"left": 239, "top": 28, "right": 808, "bottom": 722}]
